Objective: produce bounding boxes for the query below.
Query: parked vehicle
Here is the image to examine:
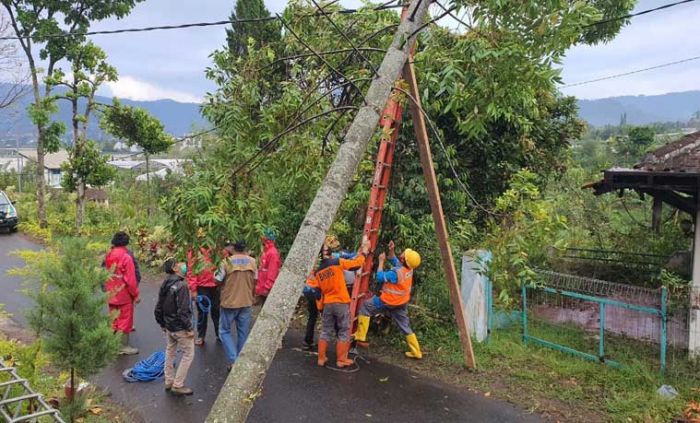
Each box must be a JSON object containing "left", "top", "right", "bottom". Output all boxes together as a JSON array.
[{"left": 0, "top": 191, "right": 18, "bottom": 233}]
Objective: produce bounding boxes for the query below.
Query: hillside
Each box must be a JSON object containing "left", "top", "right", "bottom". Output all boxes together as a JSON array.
[
  {"left": 3, "top": 84, "right": 700, "bottom": 141},
  {"left": 577, "top": 90, "right": 700, "bottom": 127},
  {"left": 0, "top": 83, "right": 207, "bottom": 144}
]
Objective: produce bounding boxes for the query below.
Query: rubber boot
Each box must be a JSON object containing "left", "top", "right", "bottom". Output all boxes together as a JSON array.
[
  {"left": 119, "top": 333, "right": 139, "bottom": 356},
  {"left": 354, "top": 315, "right": 370, "bottom": 347},
  {"left": 317, "top": 340, "right": 328, "bottom": 366},
  {"left": 336, "top": 341, "right": 354, "bottom": 367},
  {"left": 404, "top": 333, "right": 422, "bottom": 359}
]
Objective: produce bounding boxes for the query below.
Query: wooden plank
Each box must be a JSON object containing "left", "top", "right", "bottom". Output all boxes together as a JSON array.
[{"left": 402, "top": 59, "right": 476, "bottom": 369}]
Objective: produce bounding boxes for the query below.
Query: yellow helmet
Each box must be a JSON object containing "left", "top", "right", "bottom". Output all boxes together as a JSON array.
[
  {"left": 324, "top": 235, "right": 340, "bottom": 252},
  {"left": 404, "top": 248, "right": 421, "bottom": 269}
]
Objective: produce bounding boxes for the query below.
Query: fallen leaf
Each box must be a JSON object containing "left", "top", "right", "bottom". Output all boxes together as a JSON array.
[{"left": 88, "top": 407, "right": 103, "bottom": 416}]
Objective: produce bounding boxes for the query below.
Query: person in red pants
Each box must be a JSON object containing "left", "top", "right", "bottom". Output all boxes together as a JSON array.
[{"left": 104, "top": 231, "right": 140, "bottom": 355}]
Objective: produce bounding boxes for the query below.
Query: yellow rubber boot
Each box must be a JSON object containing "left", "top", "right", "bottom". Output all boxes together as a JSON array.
[
  {"left": 404, "top": 333, "right": 422, "bottom": 359},
  {"left": 317, "top": 340, "right": 328, "bottom": 366},
  {"left": 354, "top": 315, "right": 370, "bottom": 347}
]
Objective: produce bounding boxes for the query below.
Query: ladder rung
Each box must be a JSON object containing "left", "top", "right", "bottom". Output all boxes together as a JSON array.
[
  {"left": 12, "top": 408, "right": 59, "bottom": 422},
  {"left": 0, "top": 393, "right": 40, "bottom": 406},
  {"left": 0, "top": 378, "right": 25, "bottom": 388}
]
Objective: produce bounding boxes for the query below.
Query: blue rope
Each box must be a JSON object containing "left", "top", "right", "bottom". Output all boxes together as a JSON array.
[
  {"left": 194, "top": 294, "right": 212, "bottom": 328},
  {"left": 122, "top": 351, "right": 166, "bottom": 383},
  {"left": 197, "top": 295, "right": 211, "bottom": 313}
]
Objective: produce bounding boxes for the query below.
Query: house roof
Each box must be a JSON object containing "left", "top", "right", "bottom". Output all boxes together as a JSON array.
[
  {"left": 586, "top": 130, "right": 700, "bottom": 215},
  {"left": 634, "top": 130, "right": 700, "bottom": 172},
  {"left": 18, "top": 150, "right": 70, "bottom": 170}
]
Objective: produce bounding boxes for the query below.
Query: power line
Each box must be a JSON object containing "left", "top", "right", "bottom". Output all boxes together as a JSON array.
[
  {"left": 0, "top": 4, "right": 405, "bottom": 41},
  {"left": 561, "top": 55, "right": 700, "bottom": 88},
  {"left": 583, "top": 0, "right": 697, "bottom": 28},
  {"left": 392, "top": 86, "right": 503, "bottom": 217}
]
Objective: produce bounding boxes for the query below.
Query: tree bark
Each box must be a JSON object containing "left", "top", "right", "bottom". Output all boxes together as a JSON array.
[
  {"left": 145, "top": 153, "right": 151, "bottom": 217},
  {"left": 206, "top": 0, "right": 431, "bottom": 421},
  {"left": 72, "top": 91, "right": 86, "bottom": 233}
]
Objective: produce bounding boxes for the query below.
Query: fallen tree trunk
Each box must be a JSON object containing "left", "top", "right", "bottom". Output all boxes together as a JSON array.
[{"left": 206, "top": 0, "right": 432, "bottom": 421}]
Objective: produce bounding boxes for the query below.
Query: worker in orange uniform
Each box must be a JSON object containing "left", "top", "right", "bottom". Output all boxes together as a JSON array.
[
  {"left": 305, "top": 235, "right": 370, "bottom": 367},
  {"left": 354, "top": 240, "right": 422, "bottom": 359}
]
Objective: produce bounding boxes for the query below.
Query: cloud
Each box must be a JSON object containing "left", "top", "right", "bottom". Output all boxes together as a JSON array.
[
  {"left": 559, "top": 0, "right": 700, "bottom": 99},
  {"left": 106, "top": 76, "right": 201, "bottom": 103}
]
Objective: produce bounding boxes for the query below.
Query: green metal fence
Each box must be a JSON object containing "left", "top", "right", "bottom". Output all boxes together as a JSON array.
[{"left": 521, "top": 272, "right": 671, "bottom": 372}]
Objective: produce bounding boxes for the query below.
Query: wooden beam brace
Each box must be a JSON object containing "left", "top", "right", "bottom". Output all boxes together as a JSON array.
[
  {"left": 403, "top": 55, "right": 476, "bottom": 369},
  {"left": 640, "top": 189, "right": 696, "bottom": 215}
]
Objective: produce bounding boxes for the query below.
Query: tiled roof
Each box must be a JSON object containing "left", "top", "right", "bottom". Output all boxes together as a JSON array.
[{"left": 635, "top": 130, "right": 700, "bottom": 173}]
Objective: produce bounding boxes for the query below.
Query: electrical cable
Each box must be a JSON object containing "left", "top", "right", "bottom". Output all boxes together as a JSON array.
[
  {"left": 561, "top": 55, "right": 700, "bottom": 88},
  {"left": 392, "top": 86, "right": 504, "bottom": 217},
  {"left": 309, "top": 0, "right": 381, "bottom": 77},
  {"left": 0, "top": 3, "right": 406, "bottom": 41},
  {"left": 583, "top": 0, "right": 697, "bottom": 28}
]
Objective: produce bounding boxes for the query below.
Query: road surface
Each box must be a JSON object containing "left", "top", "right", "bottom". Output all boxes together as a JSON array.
[{"left": 0, "top": 232, "right": 543, "bottom": 423}]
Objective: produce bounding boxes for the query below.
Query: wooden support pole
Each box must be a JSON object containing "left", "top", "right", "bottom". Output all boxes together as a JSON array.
[{"left": 403, "top": 60, "right": 476, "bottom": 369}]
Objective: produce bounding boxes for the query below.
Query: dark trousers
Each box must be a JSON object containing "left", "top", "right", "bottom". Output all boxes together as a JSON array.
[
  {"left": 304, "top": 292, "right": 319, "bottom": 345},
  {"left": 197, "top": 286, "right": 221, "bottom": 340}
]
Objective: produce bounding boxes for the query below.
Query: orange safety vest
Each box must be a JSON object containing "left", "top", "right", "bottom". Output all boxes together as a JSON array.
[{"left": 380, "top": 267, "right": 413, "bottom": 306}]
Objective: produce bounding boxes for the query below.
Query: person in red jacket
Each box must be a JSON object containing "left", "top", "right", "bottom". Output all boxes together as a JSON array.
[
  {"left": 104, "top": 231, "right": 140, "bottom": 355},
  {"left": 255, "top": 229, "right": 281, "bottom": 301},
  {"left": 186, "top": 246, "right": 220, "bottom": 346}
]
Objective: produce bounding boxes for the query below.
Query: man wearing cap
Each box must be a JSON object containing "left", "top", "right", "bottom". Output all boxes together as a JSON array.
[
  {"left": 215, "top": 240, "right": 257, "bottom": 369},
  {"left": 256, "top": 229, "right": 281, "bottom": 303}
]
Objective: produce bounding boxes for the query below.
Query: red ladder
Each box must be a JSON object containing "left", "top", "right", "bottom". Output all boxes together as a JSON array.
[{"left": 349, "top": 83, "right": 405, "bottom": 331}]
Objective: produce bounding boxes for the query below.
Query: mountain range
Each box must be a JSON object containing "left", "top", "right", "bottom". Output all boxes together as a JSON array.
[
  {"left": 0, "top": 83, "right": 207, "bottom": 146},
  {"left": 1, "top": 84, "right": 699, "bottom": 146},
  {"left": 576, "top": 90, "right": 700, "bottom": 127}
]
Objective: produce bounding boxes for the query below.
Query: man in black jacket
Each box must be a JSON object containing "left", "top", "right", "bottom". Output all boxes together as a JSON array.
[{"left": 154, "top": 258, "right": 195, "bottom": 396}]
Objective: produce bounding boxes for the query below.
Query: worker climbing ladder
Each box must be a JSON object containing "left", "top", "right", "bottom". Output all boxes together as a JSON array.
[{"left": 0, "top": 359, "right": 64, "bottom": 423}]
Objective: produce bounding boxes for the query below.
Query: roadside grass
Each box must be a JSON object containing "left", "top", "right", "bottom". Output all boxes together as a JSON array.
[
  {"left": 373, "top": 318, "right": 700, "bottom": 422},
  {"left": 0, "top": 336, "right": 130, "bottom": 422}
]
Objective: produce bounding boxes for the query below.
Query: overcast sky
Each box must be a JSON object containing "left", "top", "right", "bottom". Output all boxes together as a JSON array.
[{"left": 34, "top": 0, "right": 700, "bottom": 102}]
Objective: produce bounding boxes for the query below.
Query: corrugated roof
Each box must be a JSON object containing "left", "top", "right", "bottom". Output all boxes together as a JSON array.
[{"left": 635, "top": 130, "right": 700, "bottom": 172}]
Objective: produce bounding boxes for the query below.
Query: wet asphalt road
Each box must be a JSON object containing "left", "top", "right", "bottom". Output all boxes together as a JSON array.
[{"left": 0, "top": 232, "right": 543, "bottom": 423}]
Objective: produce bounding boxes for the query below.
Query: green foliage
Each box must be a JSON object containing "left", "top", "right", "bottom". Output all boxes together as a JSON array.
[
  {"left": 101, "top": 99, "right": 173, "bottom": 155},
  {"left": 61, "top": 141, "right": 116, "bottom": 191},
  {"left": 483, "top": 169, "right": 570, "bottom": 305},
  {"left": 1, "top": 0, "right": 145, "bottom": 227},
  {"left": 226, "top": 0, "right": 281, "bottom": 56},
  {"left": 24, "top": 238, "right": 120, "bottom": 385},
  {"left": 611, "top": 125, "right": 656, "bottom": 165}
]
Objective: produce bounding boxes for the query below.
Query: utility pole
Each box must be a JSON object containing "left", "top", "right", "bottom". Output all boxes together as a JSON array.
[{"left": 206, "top": 0, "right": 432, "bottom": 420}]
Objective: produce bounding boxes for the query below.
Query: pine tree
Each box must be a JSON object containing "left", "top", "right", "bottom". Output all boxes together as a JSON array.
[
  {"left": 225, "top": 0, "right": 281, "bottom": 56},
  {"left": 27, "top": 239, "right": 120, "bottom": 420}
]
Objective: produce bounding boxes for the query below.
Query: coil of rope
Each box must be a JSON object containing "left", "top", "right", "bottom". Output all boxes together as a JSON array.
[{"left": 123, "top": 351, "right": 166, "bottom": 382}]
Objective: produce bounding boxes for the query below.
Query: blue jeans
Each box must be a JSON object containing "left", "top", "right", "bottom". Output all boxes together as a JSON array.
[{"left": 219, "top": 307, "right": 252, "bottom": 364}]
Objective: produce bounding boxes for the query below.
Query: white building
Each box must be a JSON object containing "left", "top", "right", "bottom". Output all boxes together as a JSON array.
[{"left": 0, "top": 148, "right": 69, "bottom": 187}]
